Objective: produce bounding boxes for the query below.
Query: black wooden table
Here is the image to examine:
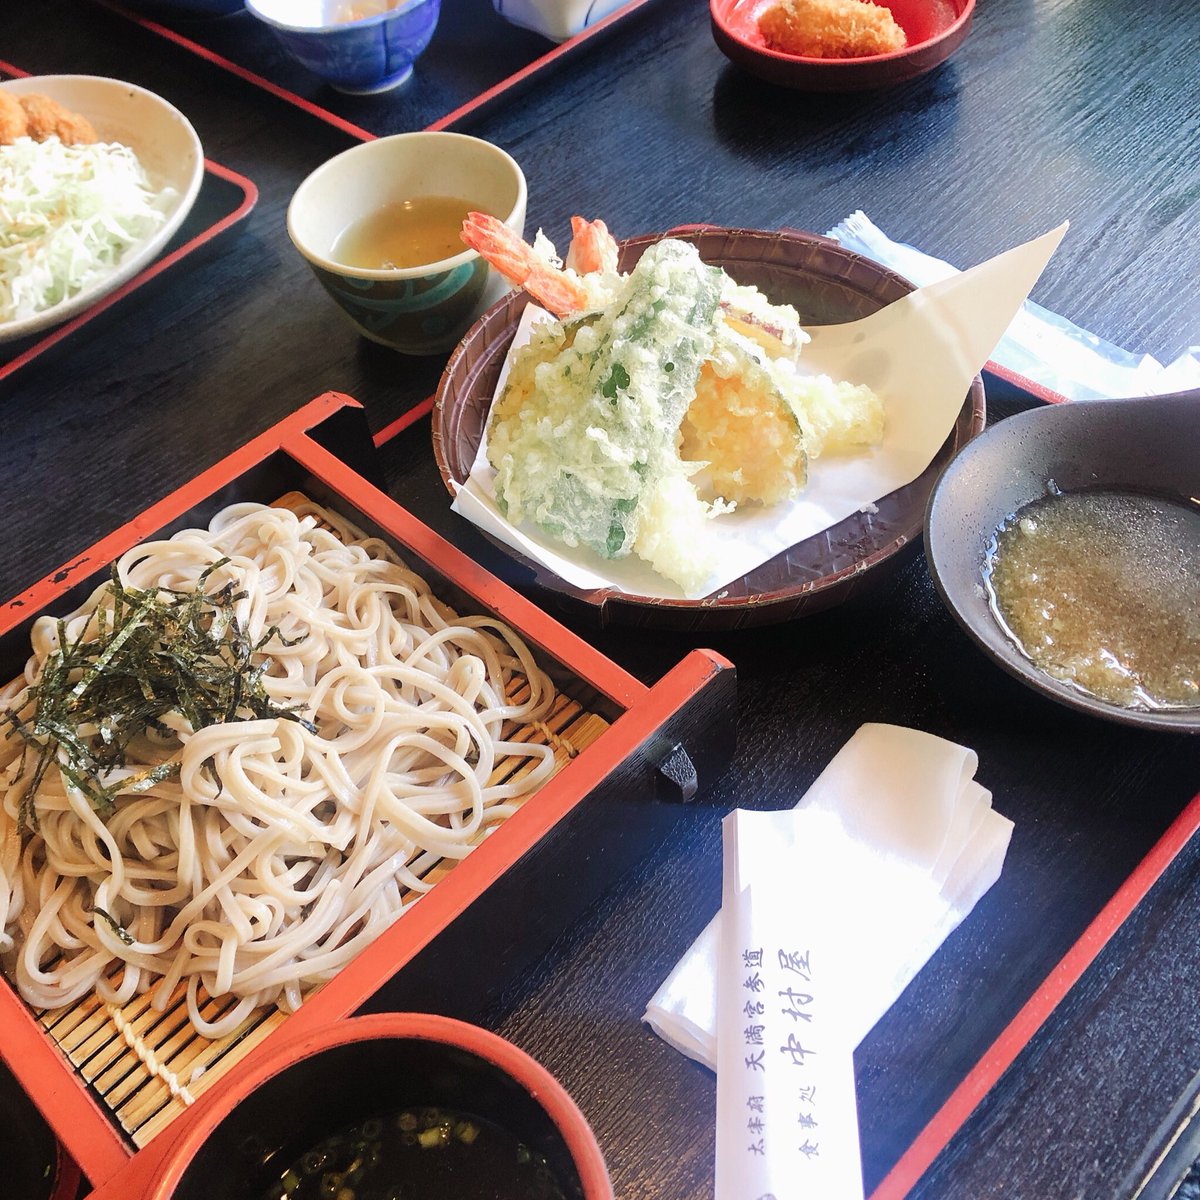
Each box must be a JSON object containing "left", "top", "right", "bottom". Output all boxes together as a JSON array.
[{"left": 2, "top": 1, "right": 1199, "bottom": 1197}]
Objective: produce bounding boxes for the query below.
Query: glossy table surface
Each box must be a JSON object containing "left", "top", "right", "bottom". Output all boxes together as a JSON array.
[{"left": 2, "top": 1, "right": 1200, "bottom": 1197}]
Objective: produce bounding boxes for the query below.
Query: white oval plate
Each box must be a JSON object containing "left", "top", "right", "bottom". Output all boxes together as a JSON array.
[{"left": 0, "top": 75, "right": 204, "bottom": 345}]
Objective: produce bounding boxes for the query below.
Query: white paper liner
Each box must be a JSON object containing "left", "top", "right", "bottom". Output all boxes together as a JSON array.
[{"left": 829, "top": 211, "right": 1200, "bottom": 401}]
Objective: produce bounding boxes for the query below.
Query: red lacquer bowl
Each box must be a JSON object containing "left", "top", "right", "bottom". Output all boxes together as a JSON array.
[
  {"left": 144, "top": 1013, "right": 613, "bottom": 1200},
  {"left": 711, "top": 0, "right": 975, "bottom": 91}
]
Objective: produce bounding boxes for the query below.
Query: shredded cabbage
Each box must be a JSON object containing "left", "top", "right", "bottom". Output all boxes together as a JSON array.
[{"left": 0, "top": 136, "right": 176, "bottom": 323}]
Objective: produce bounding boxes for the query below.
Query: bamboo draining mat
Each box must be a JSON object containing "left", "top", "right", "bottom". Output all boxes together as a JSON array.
[{"left": 24, "top": 494, "right": 609, "bottom": 1149}]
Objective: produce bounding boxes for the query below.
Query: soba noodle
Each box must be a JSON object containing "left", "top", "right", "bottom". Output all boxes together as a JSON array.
[{"left": 0, "top": 502, "right": 559, "bottom": 1037}]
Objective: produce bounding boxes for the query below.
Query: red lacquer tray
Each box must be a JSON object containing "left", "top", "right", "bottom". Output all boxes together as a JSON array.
[
  {"left": 0, "top": 60, "right": 257, "bottom": 390},
  {"left": 873, "top": 785, "right": 1200, "bottom": 1198},
  {"left": 98, "top": 0, "right": 664, "bottom": 141},
  {"left": 0, "top": 391, "right": 735, "bottom": 1193}
]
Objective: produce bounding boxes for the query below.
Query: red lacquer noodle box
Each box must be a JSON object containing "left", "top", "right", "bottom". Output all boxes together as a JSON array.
[{"left": 0, "top": 392, "right": 736, "bottom": 1195}]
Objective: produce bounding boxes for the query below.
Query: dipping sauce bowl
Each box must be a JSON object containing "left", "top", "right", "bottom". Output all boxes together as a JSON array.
[
  {"left": 2, "top": 1059, "right": 81, "bottom": 1200},
  {"left": 143, "top": 1013, "right": 612, "bottom": 1200},
  {"left": 924, "top": 390, "right": 1200, "bottom": 733},
  {"left": 288, "top": 132, "right": 527, "bottom": 355}
]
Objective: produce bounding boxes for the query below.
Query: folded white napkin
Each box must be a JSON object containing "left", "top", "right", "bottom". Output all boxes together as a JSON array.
[
  {"left": 643, "top": 723, "right": 1013, "bottom": 1069},
  {"left": 827, "top": 211, "right": 1200, "bottom": 400}
]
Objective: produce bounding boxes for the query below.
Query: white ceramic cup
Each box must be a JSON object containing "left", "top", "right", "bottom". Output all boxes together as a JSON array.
[{"left": 287, "top": 131, "right": 527, "bottom": 355}]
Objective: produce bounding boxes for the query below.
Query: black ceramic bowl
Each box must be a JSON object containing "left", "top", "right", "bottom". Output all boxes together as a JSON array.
[{"left": 924, "top": 390, "right": 1200, "bottom": 733}]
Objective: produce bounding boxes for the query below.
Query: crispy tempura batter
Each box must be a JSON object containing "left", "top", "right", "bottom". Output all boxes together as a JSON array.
[
  {"left": 681, "top": 334, "right": 807, "bottom": 507},
  {"left": 758, "top": 0, "right": 906, "bottom": 58},
  {"left": 467, "top": 216, "right": 887, "bottom": 592},
  {"left": 12, "top": 93, "right": 97, "bottom": 145},
  {"left": 0, "top": 93, "right": 28, "bottom": 145}
]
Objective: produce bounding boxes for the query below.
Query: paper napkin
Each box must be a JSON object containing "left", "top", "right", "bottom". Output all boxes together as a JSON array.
[
  {"left": 716, "top": 807, "right": 865, "bottom": 1198},
  {"left": 643, "top": 723, "right": 1014, "bottom": 1070}
]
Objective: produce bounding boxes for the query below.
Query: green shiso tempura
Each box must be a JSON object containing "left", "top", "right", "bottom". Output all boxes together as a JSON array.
[{"left": 487, "top": 239, "right": 726, "bottom": 591}]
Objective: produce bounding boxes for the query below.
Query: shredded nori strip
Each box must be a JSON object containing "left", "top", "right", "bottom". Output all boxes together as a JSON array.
[
  {"left": 93, "top": 906, "right": 134, "bottom": 946},
  {"left": 1, "top": 560, "right": 313, "bottom": 831}
]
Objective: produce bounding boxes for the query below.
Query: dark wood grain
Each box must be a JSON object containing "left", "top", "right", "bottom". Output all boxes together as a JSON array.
[
  {"left": 103, "top": 0, "right": 587, "bottom": 132},
  {"left": 2, "top": 2, "right": 1199, "bottom": 1197}
]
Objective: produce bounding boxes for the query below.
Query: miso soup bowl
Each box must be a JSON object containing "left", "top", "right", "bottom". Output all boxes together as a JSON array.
[
  {"left": 287, "top": 132, "right": 527, "bottom": 356},
  {"left": 144, "top": 1013, "right": 613, "bottom": 1199}
]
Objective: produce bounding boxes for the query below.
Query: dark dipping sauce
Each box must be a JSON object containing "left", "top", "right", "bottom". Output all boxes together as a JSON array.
[
  {"left": 262, "top": 1107, "right": 569, "bottom": 1200},
  {"left": 985, "top": 488, "right": 1200, "bottom": 710}
]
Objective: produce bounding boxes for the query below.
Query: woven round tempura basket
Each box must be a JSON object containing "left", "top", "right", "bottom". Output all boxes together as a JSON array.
[{"left": 433, "top": 225, "right": 986, "bottom": 631}]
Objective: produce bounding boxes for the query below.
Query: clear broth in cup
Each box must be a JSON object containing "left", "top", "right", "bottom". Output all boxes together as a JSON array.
[{"left": 332, "top": 196, "right": 488, "bottom": 270}]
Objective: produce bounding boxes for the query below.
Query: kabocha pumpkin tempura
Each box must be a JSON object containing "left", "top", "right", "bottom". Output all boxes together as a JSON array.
[{"left": 461, "top": 215, "right": 885, "bottom": 594}]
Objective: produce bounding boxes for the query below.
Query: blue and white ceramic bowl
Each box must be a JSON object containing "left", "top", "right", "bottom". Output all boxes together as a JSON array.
[
  {"left": 245, "top": 0, "right": 439, "bottom": 93},
  {"left": 287, "top": 132, "right": 527, "bottom": 356}
]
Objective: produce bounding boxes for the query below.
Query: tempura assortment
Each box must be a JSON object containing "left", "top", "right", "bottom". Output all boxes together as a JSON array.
[
  {"left": 757, "top": 0, "right": 906, "bottom": 59},
  {"left": 460, "top": 214, "right": 884, "bottom": 594}
]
